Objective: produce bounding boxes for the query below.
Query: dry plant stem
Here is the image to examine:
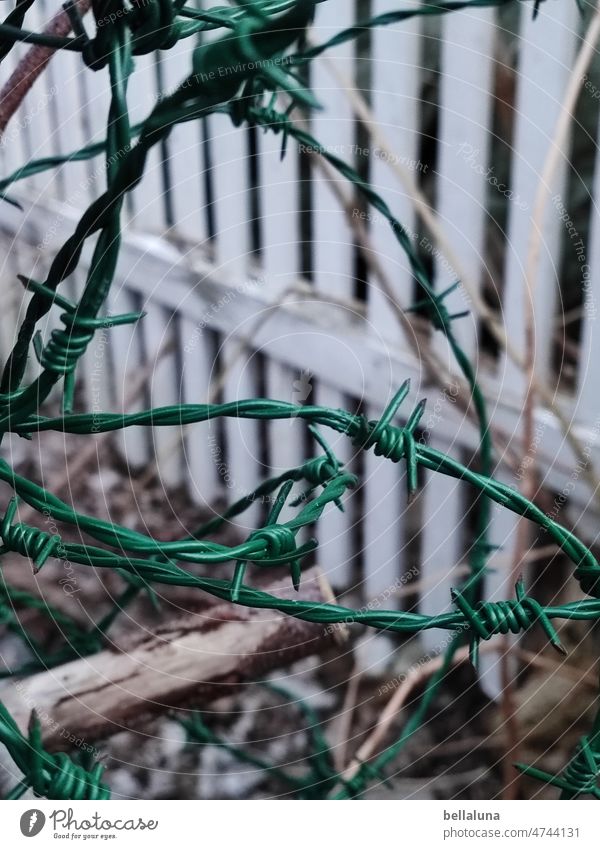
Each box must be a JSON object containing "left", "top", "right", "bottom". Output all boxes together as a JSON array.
[
  {"left": 321, "top": 44, "right": 600, "bottom": 501},
  {"left": 501, "top": 1, "right": 600, "bottom": 799},
  {"left": 316, "top": 569, "right": 350, "bottom": 643},
  {"left": 499, "top": 629, "right": 522, "bottom": 798},
  {"left": 341, "top": 644, "right": 494, "bottom": 785},
  {"left": 331, "top": 663, "right": 362, "bottom": 772},
  {"left": 338, "top": 645, "right": 595, "bottom": 789},
  {"left": 0, "top": 0, "right": 92, "bottom": 136},
  {"left": 0, "top": 567, "right": 332, "bottom": 748}
]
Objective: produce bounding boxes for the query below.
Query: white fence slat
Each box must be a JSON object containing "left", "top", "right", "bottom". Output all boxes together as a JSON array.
[
  {"left": 181, "top": 320, "right": 221, "bottom": 507},
  {"left": 265, "top": 362, "right": 304, "bottom": 472},
  {"left": 478, "top": 464, "right": 520, "bottom": 699},
  {"left": 369, "top": 0, "right": 420, "bottom": 325},
  {"left": 576, "top": 109, "right": 600, "bottom": 422},
  {"left": 41, "top": 49, "right": 88, "bottom": 204},
  {"left": 0, "top": 45, "right": 24, "bottom": 180},
  {"left": 209, "top": 113, "right": 251, "bottom": 275},
  {"left": 419, "top": 437, "right": 465, "bottom": 656},
  {"left": 363, "top": 2, "right": 423, "bottom": 604},
  {"left": 59, "top": 269, "right": 106, "bottom": 415},
  {"left": 500, "top": 1, "right": 579, "bottom": 389},
  {"left": 222, "top": 346, "right": 263, "bottom": 529},
  {"left": 158, "top": 37, "right": 208, "bottom": 246},
  {"left": 435, "top": 6, "right": 505, "bottom": 696},
  {"left": 106, "top": 284, "right": 150, "bottom": 468},
  {"left": 0, "top": 252, "right": 19, "bottom": 368},
  {"left": 434, "top": 6, "right": 495, "bottom": 358},
  {"left": 258, "top": 111, "right": 307, "bottom": 524},
  {"left": 257, "top": 113, "right": 299, "bottom": 298},
  {"left": 210, "top": 112, "right": 261, "bottom": 524},
  {"left": 79, "top": 52, "right": 112, "bottom": 145},
  {"left": 77, "top": 48, "right": 112, "bottom": 208},
  {"left": 311, "top": 0, "right": 355, "bottom": 297},
  {"left": 0, "top": 235, "right": 30, "bottom": 465},
  {"left": 265, "top": 361, "right": 307, "bottom": 528},
  {"left": 314, "top": 382, "right": 355, "bottom": 587},
  {"left": 0, "top": 236, "right": 33, "bottom": 383},
  {"left": 363, "top": 456, "right": 406, "bottom": 603},
  {"left": 0, "top": 225, "right": 28, "bottom": 475},
  {"left": 127, "top": 52, "right": 166, "bottom": 233},
  {"left": 144, "top": 301, "right": 183, "bottom": 489},
  {"left": 311, "top": 1, "right": 356, "bottom": 586}
]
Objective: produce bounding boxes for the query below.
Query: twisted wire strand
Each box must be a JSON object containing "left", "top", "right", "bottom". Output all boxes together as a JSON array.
[
  {"left": 451, "top": 579, "right": 565, "bottom": 667},
  {"left": 0, "top": 706, "right": 109, "bottom": 800},
  {"left": 22, "top": 276, "right": 144, "bottom": 377},
  {"left": 516, "top": 736, "right": 600, "bottom": 799},
  {"left": 561, "top": 738, "right": 600, "bottom": 798},
  {"left": 11, "top": 386, "right": 599, "bottom": 594},
  {"left": 72, "top": 0, "right": 180, "bottom": 70}
]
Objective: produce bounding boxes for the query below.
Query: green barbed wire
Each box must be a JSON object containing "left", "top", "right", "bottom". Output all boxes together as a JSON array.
[
  {"left": 0, "top": 0, "right": 541, "bottom": 64},
  {"left": 0, "top": 0, "right": 597, "bottom": 801},
  {"left": 0, "top": 704, "right": 109, "bottom": 799},
  {"left": 7, "top": 383, "right": 599, "bottom": 587}
]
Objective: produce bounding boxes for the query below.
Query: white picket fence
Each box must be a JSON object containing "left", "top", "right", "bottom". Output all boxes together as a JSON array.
[{"left": 1, "top": 2, "right": 600, "bottom": 694}]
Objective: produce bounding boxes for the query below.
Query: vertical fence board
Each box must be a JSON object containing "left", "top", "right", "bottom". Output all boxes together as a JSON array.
[
  {"left": 314, "top": 380, "right": 356, "bottom": 588},
  {"left": 436, "top": 5, "right": 499, "bottom": 691},
  {"left": 0, "top": 42, "right": 25, "bottom": 179},
  {"left": 576, "top": 109, "right": 600, "bottom": 423},
  {"left": 258, "top": 112, "right": 307, "bottom": 524},
  {"left": 181, "top": 319, "right": 221, "bottom": 508},
  {"left": 127, "top": 52, "right": 166, "bottom": 233},
  {"left": 479, "top": 464, "right": 520, "bottom": 698},
  {"left": 157, "top": 35, "right": 208, "bottom": 247},
  {"left": 210, "top": 113, "right": 262, "bottom": 527},
  {"left": 310, "top": 0, "right": 356, "bottom": 587},
  {"left": 419, "top": 438, "right": 465, "bottom": 656},
  {"left": 434, "top": 6, "right": 495, "bottom": 358},
  {"left": 106, "top": 285, "right": 150, "bottom": 468},
  {"left": 144, "top": 301, "right": 182, "bottom": 489},
  {"left": 362, "top": 0, "right": 423, "bottom": 604}
]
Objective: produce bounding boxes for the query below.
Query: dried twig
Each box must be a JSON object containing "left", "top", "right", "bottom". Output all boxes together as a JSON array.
[
  {"left": 0, "top": 0, "right": 92, "bottom": 137},
  {"left": 0, "top": 567, "right": 333, "bottom": 748},
  {"left": 341, "top": 645, "right": 477, "bottom": 785}
]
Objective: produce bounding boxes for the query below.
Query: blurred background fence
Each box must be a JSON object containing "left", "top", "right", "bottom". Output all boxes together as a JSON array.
[{"left": 1, "top": 0, "right": 600, "bottom": 696}]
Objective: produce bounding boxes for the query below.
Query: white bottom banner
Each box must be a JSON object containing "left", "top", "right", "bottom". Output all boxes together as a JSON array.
[{"left": 0, "top": 800, "right": 597, "bottom": 848}]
